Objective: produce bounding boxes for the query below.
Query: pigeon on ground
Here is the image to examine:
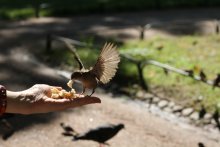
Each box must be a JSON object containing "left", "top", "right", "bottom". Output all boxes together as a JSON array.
[
  {"left": 184, "top": 69, "right": 194, "bottom": 77},
  {"left": 212, "top": 108, "right": 220, "bottom": 130}
]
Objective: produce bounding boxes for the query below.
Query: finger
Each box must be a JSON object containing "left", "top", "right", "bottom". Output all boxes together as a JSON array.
[
  {"left": 47, "top": 96, "right": 101, "bottom": 104},
  {"left": 51, "top": 86, "right": 62, "bottom": 90},
  {"left": 45, "top": 96, "right": 101, "bottom": 111},
  {"left": 70, "top": 97, "right": 101, "bottom": 107},
  {"left": 45, "top": 95, "right": 84, "bottom": 103},
  {"left": 71, "top": 96, "right": 101, "bottom": 106}
]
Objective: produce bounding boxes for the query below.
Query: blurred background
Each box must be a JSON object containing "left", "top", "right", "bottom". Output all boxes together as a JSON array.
[{"left": 1, "top": 0, "right": 220, "bottom": 147}]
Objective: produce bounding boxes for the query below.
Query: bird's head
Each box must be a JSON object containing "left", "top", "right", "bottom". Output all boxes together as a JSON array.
[
  {"left": 117, "top": 123, "right": 125, "bottom": 130},
  {"left": 71, "top": 71, "right": 83, "bottom": 80}
]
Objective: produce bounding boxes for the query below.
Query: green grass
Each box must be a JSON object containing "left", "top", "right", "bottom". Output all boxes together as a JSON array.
[
  {"left": 0, "top": 8, "right": 35, "bottom": 20},
  {"left": 120, "top": 35, "right": 220, "bottom": 111},
  {"left": 46, "top": 35, "right": 220, "bottom": 112}
]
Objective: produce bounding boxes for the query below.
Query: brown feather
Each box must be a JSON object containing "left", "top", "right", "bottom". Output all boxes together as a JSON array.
[{"left": 91, "top": 43, "right": 120, "bottom": 84}]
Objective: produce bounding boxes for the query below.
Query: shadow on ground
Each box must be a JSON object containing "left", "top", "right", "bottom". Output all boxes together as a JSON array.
[
  {"left": 1, "top": 8, "right": 220, "bottom": 55},
  {"left": 0, "top": 113, "right": 58, "bottom": 140}
]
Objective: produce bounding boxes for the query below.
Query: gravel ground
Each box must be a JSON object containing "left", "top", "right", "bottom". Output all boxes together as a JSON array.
[{"left": 0, "top": 93, "right": 220, "bottom": 147}]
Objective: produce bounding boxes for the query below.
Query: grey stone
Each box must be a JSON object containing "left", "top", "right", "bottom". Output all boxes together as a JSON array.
[
  {"left": 168, "top": 101, "right": 175, "bottom": 108},
  {"left": 194, "top": 120, "right": 203, "bottom": 126},
  {"left": 164, "top": 107, "right": 172, "bottom": 113},
  {"left": 146, "top": 97, "right": 153, "bottom": 104},
  {"left": 143, "top": 93, "right": 154, "bottom": 99},
  {"left": 175, "top": 112, "right": 181, "bottom": 117},
  {"left": 172, "top": 105, "right": 183, "bottom": 113},
  {"left": 136, "top": 90, "right": 145, "bottom": 98},
  {"left": 190, "top": 112, "right": 199, "bottom": 121},
  {"left": 204, "top": 113, "right": 212, "bottom": 120},
  {"left": 152, "top": 97, "right": 160, "bottom": 103},
  {"left": 145, "top": 103, "right": 150, "bottom": 108},
  {"left": 182, "top": 108, "right": 194, "bottom": 117},
  {"left": 202, "top": 119, "right": 211, "bottom": 125},
  {"left": 203, "top": 124, "right": 214, "bottom": 131},
  {"left": 198, "top": 95, "right": 204, "bottom": 101},
  {"left": 149, "top": 104, "right": 157, "bottom": 111},
  {"left": 211, "top": 119, "right": 217, "bottom": 125},
  {"left": 158, "top": 100, "right": 168, "bottom": 109}
]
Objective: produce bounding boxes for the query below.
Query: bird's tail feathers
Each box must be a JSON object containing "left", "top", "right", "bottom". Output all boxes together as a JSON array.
[{"left": 72, "top": 134, "right": 82, "bottom": 141}]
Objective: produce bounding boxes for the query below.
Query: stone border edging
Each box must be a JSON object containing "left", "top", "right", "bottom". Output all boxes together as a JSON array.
[{"left": 135, "top": 90, "right": 220, "bottom": 132}]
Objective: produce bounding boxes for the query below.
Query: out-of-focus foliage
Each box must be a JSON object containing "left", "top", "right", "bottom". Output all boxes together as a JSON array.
[{"left": 1, "top": 0, "right": 220, "bottom": 19}]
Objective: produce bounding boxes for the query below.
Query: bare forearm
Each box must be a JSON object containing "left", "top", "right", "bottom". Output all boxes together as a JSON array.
[{"left": 6, "top": 91, "right": 30, "bottom": 114}]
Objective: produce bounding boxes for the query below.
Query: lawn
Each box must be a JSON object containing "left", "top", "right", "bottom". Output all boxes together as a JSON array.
[
  {"left": 121, "top": 35, "right": 220, "bottom": 111},
  {"left": 45, "top": 34, "right": 220, "bottom": 112}
]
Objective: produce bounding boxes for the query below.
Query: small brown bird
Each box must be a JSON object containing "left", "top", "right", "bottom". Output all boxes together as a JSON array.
[
  {"left": 184, "top": 69, "right": 194, "bottom": 77},
  {"left": 70, "top": 43, "right": 120, "bottom": 96},
  {"left": 193, "top": 65, "right": 201, "bottom": 74},
  {"left": 213, "top": 73, "right": 220, "bottom": 89},
  {"left": 199, "top": 105, "right": 206, "bottom": 119},
  {"left": 199, "top": 70, "right": 207, "bottom": 82},
  {"left": 215, "top": 20, "right": 220, "bottom": 34},
  {"left": 212, "top": 107, "right": 220, "bottom": 130},
  {"left": 139, "top": 24, "right": 151, "bottom": 40},
  {"left": 163, "top": 68, "right": 169, "bottom": 75}
]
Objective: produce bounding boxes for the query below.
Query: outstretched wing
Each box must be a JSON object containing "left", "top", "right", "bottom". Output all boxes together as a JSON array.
[
  {"left": 91, "top": 43, "right": 120, "bottom": 84},
  {"left": 63, "top": 40, "right": 84, "bottom": 70}
]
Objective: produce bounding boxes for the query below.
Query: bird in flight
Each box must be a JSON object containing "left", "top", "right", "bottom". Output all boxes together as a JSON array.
[{"left": 68, "top": 42, "right": 120, "bottom": 96}]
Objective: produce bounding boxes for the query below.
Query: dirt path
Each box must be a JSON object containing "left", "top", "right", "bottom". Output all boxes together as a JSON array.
[
  {"left": 0, "top": 93, "right": 219, "bottom": 147},
  {"left": 1, "top": 8, "right": 220, "bottom": 147}
]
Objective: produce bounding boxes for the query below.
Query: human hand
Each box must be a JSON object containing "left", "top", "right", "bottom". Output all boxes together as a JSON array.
[{"left": 6, "top": 84, "right": 101, "bottom": 114}]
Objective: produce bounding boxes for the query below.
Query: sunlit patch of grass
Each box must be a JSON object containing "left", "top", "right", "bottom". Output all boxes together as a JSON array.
[
  {"left": 119, "top": 35, "right": 220, "bottom": 111},
  {"left": 0, "top": 8, "right": 35, "bottom": 20}
]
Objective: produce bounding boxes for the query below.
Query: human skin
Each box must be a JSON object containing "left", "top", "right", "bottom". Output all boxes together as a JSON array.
[{"left": 5, "top": 84, "right": 101, "bottom": 115}]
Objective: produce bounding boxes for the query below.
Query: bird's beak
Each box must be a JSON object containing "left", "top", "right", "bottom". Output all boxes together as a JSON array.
[{"left": 67, "top": 80, "right": 74, "bottom": 89}]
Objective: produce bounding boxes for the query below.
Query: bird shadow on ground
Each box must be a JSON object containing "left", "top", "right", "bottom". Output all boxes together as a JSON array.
[{"left": 60, "top": 122, "right": 125, "bottom": 147}]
